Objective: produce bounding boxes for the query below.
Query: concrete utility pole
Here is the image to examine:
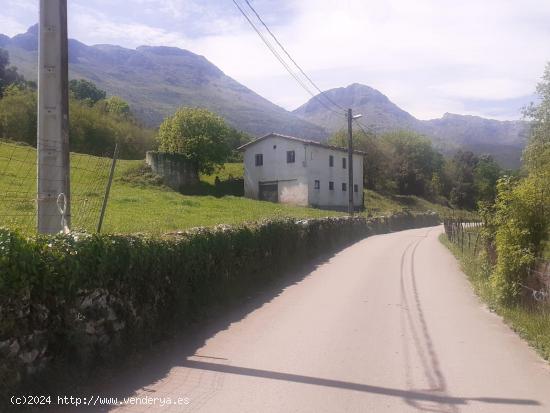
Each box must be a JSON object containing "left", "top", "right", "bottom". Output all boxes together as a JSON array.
[
  {"left": 347, "top": 109, "right": 362, "bottom": 215},
  {"left": 37, "top": 0, "right": 70, "bottom": 233}
]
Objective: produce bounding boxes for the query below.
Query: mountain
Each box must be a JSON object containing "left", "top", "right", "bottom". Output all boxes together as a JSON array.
[
  {"left": 1, "top": 27, "right": 529, "bottom": 167},
  {"left": 294, "top": 83, "right": 423, "bottom": 133},
  {"left": 293, "top": 84, "right": 529, "bottom": 168},
  {"left": 1, "top": 25, "right": 328, "bottom": 139}
]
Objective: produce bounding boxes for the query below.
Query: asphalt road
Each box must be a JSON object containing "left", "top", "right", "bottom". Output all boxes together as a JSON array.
[{"left": 97, "top": 225, "right": 550, "bottom": 413}]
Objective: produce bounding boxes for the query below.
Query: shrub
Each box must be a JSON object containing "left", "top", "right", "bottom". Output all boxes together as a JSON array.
[{"left": 485, "top": 176, "right": 549, "bottom": 303}]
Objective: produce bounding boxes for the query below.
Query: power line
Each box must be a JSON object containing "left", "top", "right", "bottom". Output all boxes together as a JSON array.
[
  {"left": 234, "top": 0, "right": 377, "bottom": 134},
  {"left": 232, "top": 0, "right": 344, "bottom": 117},
  {"left": 231, "top": 1, "right": 318, "bottom": 100},
  {"left": 242, "top": 0, "right": 345, "bottom": 113}
]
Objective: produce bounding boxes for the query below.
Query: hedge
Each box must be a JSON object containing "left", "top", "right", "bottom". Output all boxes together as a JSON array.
[{"left": 0, "top": 212, "right": 439, "bottom": 395}]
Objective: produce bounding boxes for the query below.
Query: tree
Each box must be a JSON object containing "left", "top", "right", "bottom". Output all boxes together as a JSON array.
[
  {"left": 329, "top": 128, "right": 389, "bottom": 191},
  {"left": 225, "top": 127, "right": 251, "bottom": 162},
  {"left": 0, "top": 85, "right": 153, "bottom": 158},
  {"left": 0, "top": 84, "right": 37, "bottom": 144},
  {"left": 379, "top": 131, "right": 443, "bottom": 196},
  {"left": 523, "top": 62, "right": 550, "bottom": 176},
  {"left": 0, "top": 49, "right": 26, "bottom": 97},
  {"left": 474, "top": 155, "right": 501, "bottom": 204},
  {"left": 447, "top": 150, "right": 478, "bottom": 209},
  {"left": 69, "top": 97, "right": 154, "bottom": 158},
  {"left": 94, "top": 96, "right": 132, "bottom": 119},
  {"left": 157, "top": 107, "right": 231, "bottom": 174},
  {"left": 69, "top": 79, "right": 106, "bottom": 104},
  {"left": 483, "top": 62, "right": 550, "bottom": 303}
]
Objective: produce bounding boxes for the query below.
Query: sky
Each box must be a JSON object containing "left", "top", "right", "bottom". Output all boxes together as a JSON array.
[{"left": 1, "top": 0, "right": 549, "bottom": 120}]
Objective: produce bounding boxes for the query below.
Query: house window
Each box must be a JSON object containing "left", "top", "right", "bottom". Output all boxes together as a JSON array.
[
  {"left": 342, "top": 183, "right": 347, "bottom": 191},
  {"left": 329, "top": 155, "right": 334, "bottom": 167},
  {"left": 314, "top": 180, "right": 320, "bottom": 189},
  {"left": 329, "top": 181, "right": 334, "bottom": 190},
  {"left": 287, "top": 150, "right": 295, "bottom": 163},
  {"left": 342, "top": 157, "right": 347, "bottom": 169},
  {"left": 255, "top": 154, "right": 263, "bottom": 166},
  {"left": 354, "top": 184, "right": 358, "bottom": 193}
]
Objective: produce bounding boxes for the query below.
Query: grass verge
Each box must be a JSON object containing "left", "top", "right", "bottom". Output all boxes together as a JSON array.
[{"left": 439, "top": 233, "right": 550, "bottom": 361}]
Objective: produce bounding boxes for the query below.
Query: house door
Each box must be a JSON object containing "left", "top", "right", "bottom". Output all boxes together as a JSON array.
[{"left": 259, "top": 181, "right": 278, "bottom": 203}]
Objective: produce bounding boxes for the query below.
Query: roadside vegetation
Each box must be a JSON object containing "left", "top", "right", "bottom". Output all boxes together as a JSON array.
[
  {"left": 441, "top": 63, "right": 550, "bottom": 361},
  {"left": 479, "top": 63, "right": 550, "bottom": 304},
  {"left": 441, "top": 234, "right": 550, "bottom": 361}
]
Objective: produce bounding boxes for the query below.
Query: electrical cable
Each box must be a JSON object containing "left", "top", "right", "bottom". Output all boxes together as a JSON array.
[
  {"left": 232, "top": 0, "right": 345, "bottom": 117},
  {"left": 242, "top": 0, "right": 345, "bottom": 113}
]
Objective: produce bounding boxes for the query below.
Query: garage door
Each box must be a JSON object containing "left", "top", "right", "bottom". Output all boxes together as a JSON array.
[{"left": 259, "top": 181, "right": 278, "bottom": 203}]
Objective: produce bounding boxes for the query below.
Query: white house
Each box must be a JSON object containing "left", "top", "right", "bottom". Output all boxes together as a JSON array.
[{"left": 239, "top": 133, "right": 364, "bottom": 210}]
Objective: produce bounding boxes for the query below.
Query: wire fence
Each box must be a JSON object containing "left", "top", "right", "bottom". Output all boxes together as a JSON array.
[
  {"left": 443, "top": 218, "right": 483, "bottom": 255},
  {"left": 444, "top": 217, "right": 550, "bottom": 305},
  {"left": 524, "top": 260, "right": 550, "bottom": 303},
  {"left": 0, "top": 139, "right": 113, "bottom": 233}
]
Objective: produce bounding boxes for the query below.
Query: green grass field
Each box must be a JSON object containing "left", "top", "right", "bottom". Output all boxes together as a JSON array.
[
  {"left": 0, "top": 141, "right": 467, "bottom": 234},
  {"left": 364, "top": 189, "right": 477, "bottom": 219},
  {"left": 0, "top": 142, "right": 343, "bottom": 234}
]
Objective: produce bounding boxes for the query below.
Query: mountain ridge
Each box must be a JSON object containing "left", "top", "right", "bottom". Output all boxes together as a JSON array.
[
  {"left": 1, "top": 25, "right": 328, "bottom": 140},
  {"left": 293, "top": 83, "right": 528, "bottom": 168},
  {"left": 2, "top": 26, "right": 528, "bottom": 167}
]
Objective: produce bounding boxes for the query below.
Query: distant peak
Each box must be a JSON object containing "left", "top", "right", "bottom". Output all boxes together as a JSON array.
[
  {"left": 347, "top": 83, "right": 373, "bottom": 90},
  {"left": 443, "top": 112, "right": 476, "bottom": 120},
  {"left": 9, "top": 24, "right": 39, "bottom": 51},
  {"left": 26, "top": 24, "right": 39, "bottom": 36}
]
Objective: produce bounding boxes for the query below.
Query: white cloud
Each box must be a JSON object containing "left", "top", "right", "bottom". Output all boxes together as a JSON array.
[
  {"left": 2, "top": 0, "right": 549, "bottom": 120},
  {"left": 69, "top": 5, "right": 190, "bottom": 48},
  {"left": 431, "top": 79, "right": 532, "bottom": 101},
  {"left": 0, "top": 15, "right": 27, "bottom": 37},
  {"left": 179, "top": 0, "right": 549, "bottom": 119}
]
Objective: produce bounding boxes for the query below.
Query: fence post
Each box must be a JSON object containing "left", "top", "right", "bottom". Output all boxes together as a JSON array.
[
  {"left": 461, "top": 223, "right": 464, "bottom": 253},
  {"left": 97, "top": 145, "right": 118, "bottom": 233}
]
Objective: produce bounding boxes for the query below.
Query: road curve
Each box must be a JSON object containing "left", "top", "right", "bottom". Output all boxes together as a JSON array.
[{"left": 96, "top": 225, "right": 550, "bottom": 413}]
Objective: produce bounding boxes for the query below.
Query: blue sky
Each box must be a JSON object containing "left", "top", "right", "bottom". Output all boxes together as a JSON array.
[{"left": 2, "top": 0, "right": 549, "bottom": 120}]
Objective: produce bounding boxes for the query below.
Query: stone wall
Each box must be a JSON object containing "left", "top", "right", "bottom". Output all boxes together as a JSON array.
[
  {"left": 146, "top": 151, "right": 199, "bottom": 191},
  {"left": 0, "top": 213, "right": 440, "bottom": 399}
]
